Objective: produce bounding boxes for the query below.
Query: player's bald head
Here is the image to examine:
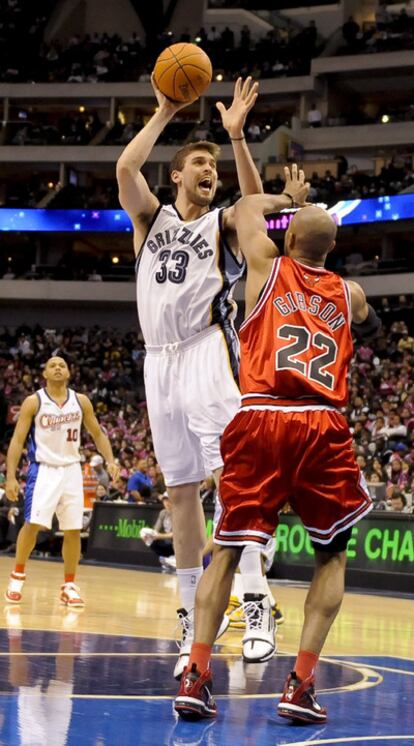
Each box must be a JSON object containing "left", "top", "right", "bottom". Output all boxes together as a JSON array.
[{"left": 285, "top": 206, "right": 337, "bottom": 262}]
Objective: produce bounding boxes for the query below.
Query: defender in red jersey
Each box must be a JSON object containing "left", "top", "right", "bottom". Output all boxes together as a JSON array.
[{"left": 175, "top": 165, "right": 381, "bottom": 725}]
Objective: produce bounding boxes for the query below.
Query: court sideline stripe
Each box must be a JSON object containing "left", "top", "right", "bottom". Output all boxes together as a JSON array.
[{"left": 285, "top": 737, "right": 414, "bottom": 746}]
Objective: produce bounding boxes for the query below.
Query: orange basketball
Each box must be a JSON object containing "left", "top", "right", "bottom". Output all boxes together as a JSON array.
[{"left": 153, "top": 43, "right": 212, "bottom": 103}]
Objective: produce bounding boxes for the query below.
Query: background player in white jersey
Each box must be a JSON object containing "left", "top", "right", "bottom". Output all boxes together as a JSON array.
[
  {"left": 5, "top": 356, "right": 119, "bottom": 607},
  {"left": 117, "top": 76, "right": 281, "bottom": 676}
]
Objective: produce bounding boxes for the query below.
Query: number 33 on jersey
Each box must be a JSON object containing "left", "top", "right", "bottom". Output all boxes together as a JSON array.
[{"left": 239, "top": 256, "right": 353, "bottom": 408}]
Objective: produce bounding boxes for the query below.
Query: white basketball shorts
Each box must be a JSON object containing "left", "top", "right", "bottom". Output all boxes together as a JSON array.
[
  {"left": 24, "top": 461, "right": 84, "bottom": 530},
  {"left": 144, "top": 325, "right": 241, "bottom": 486}
]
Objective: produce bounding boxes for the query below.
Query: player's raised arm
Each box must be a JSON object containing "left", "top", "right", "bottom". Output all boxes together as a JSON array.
[
  {"left": 346, "top": 280, "right": 382, "bottom": 340},
  {"left": 6, "top": 395, "right": 38, "bottom": 502},
  {"left": 234, "top": 165, "right": 311, "bottom": 265},
  {"left": 77, "top": 395, "right": 120, "bottom": 482},
  {"left": 217, "top": 77, "right": 263, "bottom": 197},
  {"left": 116, "top": 75, "right": 194, "bottom": 238}
]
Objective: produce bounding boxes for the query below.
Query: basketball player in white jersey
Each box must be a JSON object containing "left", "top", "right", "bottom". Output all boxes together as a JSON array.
[
  {"left": 5, "top": 356, "right": 119, "bottom": 606},
  {"left": 117, "top": 76, "right": 284, "bottom": 676}
]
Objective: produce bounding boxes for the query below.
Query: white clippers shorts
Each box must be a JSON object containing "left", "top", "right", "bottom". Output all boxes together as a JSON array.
[
  {"left": 144, "top": 325, "right": 241, "bottom": 487},
  {"left": 24, "top": 461, "right": 84, "bottom": 530}
]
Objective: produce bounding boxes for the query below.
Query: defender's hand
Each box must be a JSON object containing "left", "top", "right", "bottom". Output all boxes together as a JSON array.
[
  {"left": 283, "top": 164, "right": 311, "bottom": 207},
  {"left": 5, "top": 478, "right": 19, "bottom": 502},
  {"left": 216, "top": 76, "right": 259, "bottom": 138}
]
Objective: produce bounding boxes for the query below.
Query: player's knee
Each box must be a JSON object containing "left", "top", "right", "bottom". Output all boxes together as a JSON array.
[
  {"left": 24, "top": 522, "right": 42, "bottom": 537},
  {"left": 167, "top": 483, "right": 200, "bottom": 505},
  {"left": 213, "top": 544, "right": 241, "bottom": 571}
]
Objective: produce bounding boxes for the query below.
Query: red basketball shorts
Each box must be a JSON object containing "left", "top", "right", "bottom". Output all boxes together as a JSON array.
[{"left": 215, "top": 407, "right": 373, "bottom": 548}]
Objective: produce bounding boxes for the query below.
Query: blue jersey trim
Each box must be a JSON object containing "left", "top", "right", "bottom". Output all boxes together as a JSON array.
[
  {"left": 24, "top": 462, "right": 40, "bottom": 523},
  {"left": 135, "top": 204, "right": 163, "bottom": 274},
  {"left": 44, "top": 388, "right": 70, "bottom": 408}
]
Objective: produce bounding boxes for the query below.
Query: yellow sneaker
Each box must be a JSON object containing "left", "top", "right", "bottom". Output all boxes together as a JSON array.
[
  {"left": 225, "top": 595, "right": 241, "bottom": 616},
  {"left": 226, "top": 596, "right": 246, "bottom": 629},
  {"left": 272, "top": 603, "right": 284, "bottom": 625}
]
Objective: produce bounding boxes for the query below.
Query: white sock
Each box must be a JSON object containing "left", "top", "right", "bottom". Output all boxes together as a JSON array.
[
  {"left": 233, "top": 573, "right": 243, "bottom": 601},
  {"left": 263, "top": 576, "right": 275, "bottom": 607},
  {"left": 176, "top": 566, "right": 203, "bottom": 611},
  {"left": 239, "top": 545, "right": 267, "bottom": 597}
]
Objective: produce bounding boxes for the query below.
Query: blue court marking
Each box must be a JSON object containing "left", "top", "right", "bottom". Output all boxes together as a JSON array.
[{"left": 0, "top": 628, "right": 412, "bottom": 746}]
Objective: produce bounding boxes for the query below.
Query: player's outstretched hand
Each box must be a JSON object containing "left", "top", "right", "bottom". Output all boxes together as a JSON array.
[
  {"left": 216, "top": 76, "right": 259, "bottom": 139},
  {"left": 283, "top": 164, "right": 311, "bottom": 207},
  {"left": 5, "top": 477, "right": 19, "bottom": 502},
  {"left": 107, "top": 461, "right": 120, "bottom": 483},
  {"left": 151, "top": 73, "right": 197, "bottom": 116}
]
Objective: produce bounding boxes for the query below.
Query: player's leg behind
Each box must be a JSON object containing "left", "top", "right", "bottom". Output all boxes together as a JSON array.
[
  {"left": 278, "top": 546, "right": 347, "bottom": 724},
  {"left": 174, "top": 544, "right": 241, "bottom": 720}
]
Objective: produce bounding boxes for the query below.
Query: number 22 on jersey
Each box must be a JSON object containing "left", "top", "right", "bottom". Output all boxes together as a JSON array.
[{"left": 276, "top": 324, "right": 338, "bottom": 391}]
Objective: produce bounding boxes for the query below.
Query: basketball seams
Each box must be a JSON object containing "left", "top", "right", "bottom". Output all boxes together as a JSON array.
[
  {"left": 155, "top": 58, "right": 182, "bottom": 84},
  {"left": 157, "top": 43, "right": 187, "bottom": 62},
  {"left": 178, "top": 66, "right": 199, "bottom": 98},
  {"left": 179, "top": 63, "right": 212, "bottom": 77},
  {"left": 167, "top": 52, "right": 211, "bottom": 66},
  {"left": 172, "top": 66, "right": 181, "bottom": 102}
]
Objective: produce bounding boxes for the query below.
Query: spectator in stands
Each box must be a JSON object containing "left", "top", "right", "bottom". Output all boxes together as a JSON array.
[
  {"left": 82, "top": 456, "right": 99, "bottom": 509},
  {"left": 307, "top": 103, "right": 322, "bottom": 128},
  {"left": 140, "top": 493, "right": 175, "bottom": 571},
  {"left": 108, "top": 475, "right": 128, "bottom": 501},
  {"left": 386, "top": 491, "right": 410, "bottom": 513},
  {"left": 382, "top": 413, "right": 407, "bottom": 441},
  {"left": 247, "top": 121, "right": 262, "bottom": 142},
  {"left": 342, "top": 16, "right": 360, "bottom": 47},
  {"left": 127, "top": 459, "right": 153, "bottom": 504},
  {"left": 90, "top": 454, "right": 110, "bottom": 489},
  {"left": 95, "top": 483, "right": 111, "bottom": 502}
]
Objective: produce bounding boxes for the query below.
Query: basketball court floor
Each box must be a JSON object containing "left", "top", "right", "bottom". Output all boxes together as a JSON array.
[{"left": 0, "top": 559, "right": 413, "bottom": 746}]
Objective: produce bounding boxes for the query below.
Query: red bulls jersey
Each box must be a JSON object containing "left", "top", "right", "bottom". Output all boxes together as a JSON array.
[{"left": 239, "top": 256, "right": 353, "bottom": 408}]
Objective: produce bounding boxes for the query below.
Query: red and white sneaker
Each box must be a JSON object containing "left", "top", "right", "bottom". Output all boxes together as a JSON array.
[
  {"left": 278, "top": 672, "right": 327, "bottom": 723},
  {"left": 5, "top": 572, "right": 26, "bottom": 604},
  {"left": 60, "top": 582, "right": 85, "bottom": 608},
  {"left": 174, "top": 664, "right": 217, "bottom": 720}
]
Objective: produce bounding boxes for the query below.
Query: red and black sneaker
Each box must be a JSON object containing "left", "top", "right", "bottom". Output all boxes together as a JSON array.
[
  {"left": 174, "top": 663, "right": 217, "bottom": 721},
  {"left": 278, "top": 671, "right": 327, "bottom": 724}
]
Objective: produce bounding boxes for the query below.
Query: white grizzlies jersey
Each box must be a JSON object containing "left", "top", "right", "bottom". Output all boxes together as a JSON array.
[
  {"left": 27, "top": 388, "right": 83, "bottom": 466},
  {"left": 136, "top": 204, "right": 245, "bottom": 374}
]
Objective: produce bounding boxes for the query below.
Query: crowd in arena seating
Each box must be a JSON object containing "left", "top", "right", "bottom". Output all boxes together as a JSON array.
[
  {"left": 2, "top": 0, "right": 413, "bottom": 87},
  {"left": 3, "top": 110, "right": 104, "bottom": 147},
  {"left": 339, "top": 7, "right": 414, "bottom": 56},
  {"left": 0, "top": 18, "right": 320, "bottom": 84},
  {"left": 3, "top": 151, "right": 413, "bottom": 214},
  {"left": 0, "top": 308, "right": 413, "bottom": 553},
  {"left": 264, "top": 154, "right": 414, "bottom": 208}
]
